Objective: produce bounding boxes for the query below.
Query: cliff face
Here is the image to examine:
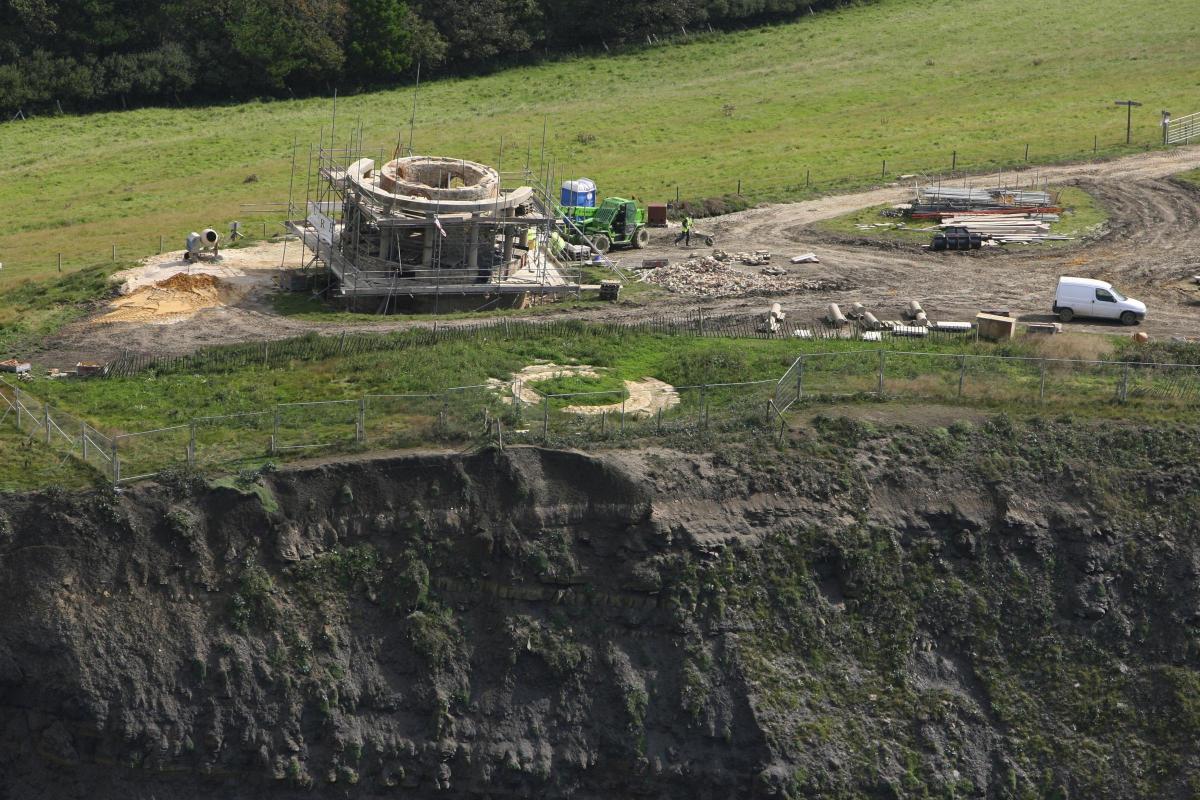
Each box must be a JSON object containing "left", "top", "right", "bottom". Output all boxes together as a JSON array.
[{"left": 2, "top": 417, "right": 1200, "bottom": 799}]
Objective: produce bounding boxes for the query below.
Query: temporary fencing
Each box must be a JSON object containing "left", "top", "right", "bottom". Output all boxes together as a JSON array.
[
  {"left": 100, "top": 312, "right": 977, "bottom": 379},
  {"left": 6, "top": 346, "right": 1200, "bottom": 485}
]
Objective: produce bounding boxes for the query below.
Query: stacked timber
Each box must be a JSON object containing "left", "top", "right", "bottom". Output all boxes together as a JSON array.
[{"left": 938, "top": 214, "right": 1073, "bottom": 244}]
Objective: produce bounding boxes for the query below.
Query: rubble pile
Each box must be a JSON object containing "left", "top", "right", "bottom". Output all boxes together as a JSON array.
[
  {"left": 643, "top": 256, "right": 850, "bottom": 298},
  {"left": 713, "top": 249, "right": 773, "bottom": 266}
]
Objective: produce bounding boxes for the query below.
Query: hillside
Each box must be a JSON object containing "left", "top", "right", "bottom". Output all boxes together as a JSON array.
[
  {"left": 2, "top": 0, "right": 1199, "bottom": 286},
  {"left": 4, "top": 422, "right": 1200, "bottom": 798}
]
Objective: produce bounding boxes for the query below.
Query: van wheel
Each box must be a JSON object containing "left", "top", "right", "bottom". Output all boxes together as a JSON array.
[
  {"left": 1058, "top": 308, "right": 1074, "bottom": 322},
  {"left": 1120, "top": 311, "right": 1137, "bottom": 326}
]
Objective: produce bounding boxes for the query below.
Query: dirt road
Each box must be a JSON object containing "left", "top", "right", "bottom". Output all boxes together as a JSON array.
[{"left": 38, "top": 146, "right": 1200, "bottom": 365}]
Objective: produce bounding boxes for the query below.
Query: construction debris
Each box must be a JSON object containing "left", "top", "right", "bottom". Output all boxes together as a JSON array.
[
  {"left": 0, "top": 359, "right": 30, "bottom": 375},
  {"left": 712, "top": 249, "right": 771, "bottom": 266},
  {"left": 760, "top": 303, "right": 787, "bottom": 333},
  {"left": 790, "top": 253, "right": 820, "bottom": 264},
  {"left": 642, "top": 256, "right": 850, "bottom": 298}
]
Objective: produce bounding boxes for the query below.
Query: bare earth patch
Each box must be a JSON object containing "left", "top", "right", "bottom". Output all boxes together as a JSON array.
[{"left": 489, "top": 363, "right": 681, "bottom": 416}]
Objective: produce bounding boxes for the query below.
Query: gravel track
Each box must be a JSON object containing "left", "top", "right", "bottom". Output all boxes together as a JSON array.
[{"left": 37, "top": 146, "right": 1200, "bottom": 366}]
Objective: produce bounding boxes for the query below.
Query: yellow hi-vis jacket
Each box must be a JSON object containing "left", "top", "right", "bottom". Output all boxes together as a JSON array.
[
  {"left": 683, "top": 216, "right": 693, "bottom": 232},
  {"left": 526, "top": 228, "right": 538, "bottom": 249}
]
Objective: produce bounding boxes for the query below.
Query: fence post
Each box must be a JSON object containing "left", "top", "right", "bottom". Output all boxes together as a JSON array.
[
  {"left": 43, "top": 403, "right": 51, "bottom": 446},
  {"left": 620, "top": 396, "right": 626, "bottom": 434},
  {"left": 796, "top": 355, "right": 804, "bottom": 401},
  {"left": 357, "top": 398, "right": 366, "bottom": 443},
  {"left": 1119, "top": 362, "right": 1130, "bottom": 403},
  {"left": 81, "top": 422, "right": 88, "bottom": 460},
  {"left": 14, "top": 388, "right": 21, "bottom": 431},
  {"left": 158, "top": 235, "right": 164, "bottom": 254},
  {"left": 877, "top": 350, "right": 886, "bottom": 397},
  {"left": 1039, "top": 359, "right": 1047, "bottom": 403},
  {"left": 765, "top": 398, "right": 774, "bottom": 424},
  {"left": 497, "top": 420, "right": 504, "bottom": 451},
  {"left": 188, "top": 420, "right": 196, "bottom": 467},
  {"left": 542, "top": 397, "right": 550, "bottom": 441},
  {"left": 112, "top": 244, "right": 117, "bottom": 261},
  {"left": 111, "top": 439, "right": 120, "bottom": 483},
  {"left": 271, "top": 407, "right": 279, "bottom": 454},
  {"left": 656, "top": 407, "right": 663, "bottom": 435},
  {"left": 958, "top": 355, "right": 967, "bottom": 398}
]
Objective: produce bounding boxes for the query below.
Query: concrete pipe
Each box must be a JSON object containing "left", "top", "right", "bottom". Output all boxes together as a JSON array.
[
  {"left": 826, "top": 302, "right": 848, "bottom": 327},
  {"left": 769, "top": 302, "right": 785, "bottom": 321},
  {"left": 848, "top": 302, "right": 865, "bottom": 319},
  {"left": 905, "top": 299, "right": 924, "bottom": 320},
  {"left": 914, "top": 310, "right": 929, "bottom": 327},
  {"left": 862, "top": 311, "right": 881, "bottom": 331}
]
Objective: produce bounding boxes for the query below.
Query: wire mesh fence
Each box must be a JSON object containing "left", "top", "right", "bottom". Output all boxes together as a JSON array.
[{"left": 8, "top": 349, "right": 1200, "bottom": 485}]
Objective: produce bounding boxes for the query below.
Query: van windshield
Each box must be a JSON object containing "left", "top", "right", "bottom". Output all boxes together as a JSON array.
[{"left": 1110, "top": 287, "right": 1126, "bottom": 301}]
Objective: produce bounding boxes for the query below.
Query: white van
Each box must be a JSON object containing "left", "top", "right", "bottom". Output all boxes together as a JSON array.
[{"left": 1053, "top": 277, "right": 1146, "bottom": 325}]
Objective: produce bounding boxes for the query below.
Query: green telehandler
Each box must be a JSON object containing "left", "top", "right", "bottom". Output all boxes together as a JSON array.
[{"left": 561, "top": 197, "right": 648, "bottom": 254}]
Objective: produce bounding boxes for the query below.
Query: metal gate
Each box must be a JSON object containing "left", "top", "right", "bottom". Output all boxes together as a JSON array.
[{"left": 1166, "top": 111, "right": 1200, "bottom": 145}]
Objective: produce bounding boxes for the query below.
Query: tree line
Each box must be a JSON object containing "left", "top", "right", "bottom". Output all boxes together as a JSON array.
[{"left": 0, "top": 0, "right": 859, "bottom": 114}]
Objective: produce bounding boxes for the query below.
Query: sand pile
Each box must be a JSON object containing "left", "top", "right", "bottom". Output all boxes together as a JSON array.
[{"left": 97, "top": 273, "right": 236, "bottom": 324}]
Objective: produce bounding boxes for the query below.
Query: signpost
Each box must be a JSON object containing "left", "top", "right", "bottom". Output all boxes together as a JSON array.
[{"left": 1115, "top": 99, "right": 1142, "bottom": 145}]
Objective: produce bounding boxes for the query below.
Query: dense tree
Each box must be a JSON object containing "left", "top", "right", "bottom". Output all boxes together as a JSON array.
[{"left": 0, "top": 0, "right": 862, "bottom": 112}]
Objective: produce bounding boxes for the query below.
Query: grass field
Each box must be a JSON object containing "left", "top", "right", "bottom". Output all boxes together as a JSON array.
[
  {"left": 814, "top": 185, "right": 1108, "bottom": 245},
  {"left": 2, "top": 0, "right": 1198, "bottom": 287},
  {"left": 0, "top": 430, "right": 97, "bottom": 490},
  {"left": 1176, "top": 168, "right": 1200, "bottom": 189},
  {"left": 22, "top": 325, "right": 1184, "bottom": 435},
  {"left": 7, "top": 325, "right": 1199, "bottom": 482}
]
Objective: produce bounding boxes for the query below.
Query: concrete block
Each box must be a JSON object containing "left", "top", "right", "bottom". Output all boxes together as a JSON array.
[
  {"left": 1025, "top": 322, "right": 1061, "bottom": 335},
  {"left": 976, "top": 312, "right": 1016, "bottom": 341}
]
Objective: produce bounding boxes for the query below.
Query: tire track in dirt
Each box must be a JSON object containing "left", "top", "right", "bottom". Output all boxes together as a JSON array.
[{"left": 35, "top": 146, "right": 1200, "bottom": 365}]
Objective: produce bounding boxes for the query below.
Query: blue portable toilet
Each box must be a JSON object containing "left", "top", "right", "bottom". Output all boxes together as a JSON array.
[{"left": 560, "top": 178, "right": 597, "bottom": 208}]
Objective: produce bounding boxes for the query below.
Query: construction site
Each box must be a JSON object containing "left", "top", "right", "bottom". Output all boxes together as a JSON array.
[{"left": 280, "top": 147, "right": 627, "bottom": 312}]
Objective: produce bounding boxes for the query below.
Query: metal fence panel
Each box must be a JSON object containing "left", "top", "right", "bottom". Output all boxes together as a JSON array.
[
  {"left": 273, "top": 400, "right": 359, "bottom": 453},
  {"left": 192, "top": 412, "right": 273, "bottom": 471}
]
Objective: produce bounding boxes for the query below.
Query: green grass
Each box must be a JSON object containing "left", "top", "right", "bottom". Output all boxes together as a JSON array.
[
  {"left": 0, "top": 428, "right": 97, "bottom": 490},
  {"left": 2, "top": 0, "right": 1197, "bottom": 288},
  {"left": 1176, "top": 168, "right": 1200, "bottom": 189},
  {"left": 0, "top": 264, "right": 122, "bottom": 357},
  {"left": 7, "top": 324, "right": 1200, "bottom": 480},
  {"left": 533, "top": 372, "right": 630, "bottom": 405},
  {"left": 813, "top": 185, "right": 1108, "bottom": 246}
]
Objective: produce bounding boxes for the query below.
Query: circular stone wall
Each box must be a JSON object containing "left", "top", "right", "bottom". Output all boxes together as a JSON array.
[{"left": 378, "top": 156, "right": 499, "bottom": 201}]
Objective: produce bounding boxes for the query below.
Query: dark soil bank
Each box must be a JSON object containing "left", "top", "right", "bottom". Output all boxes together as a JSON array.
[{"left": 3, "top": 418, "right": 1200, "bottom": 798}]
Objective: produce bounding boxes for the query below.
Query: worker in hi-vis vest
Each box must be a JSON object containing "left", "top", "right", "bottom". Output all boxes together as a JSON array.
[
  {"left": 674, "top": 214, "right": 693, "bottom": 246},
  {"left": 525, "top": 227, "right": 538, "bottom": 251}
]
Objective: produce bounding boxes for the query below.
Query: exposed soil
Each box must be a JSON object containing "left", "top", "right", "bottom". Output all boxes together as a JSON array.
[
  {"left": 96, "top": 273, "right": 240, "bottom": 324},
  {"left": 33, "top": 146, "right": 1200, "bottom": 367},
  {"left": 495, "top": 364, "right": 680, "bottom": 417},
  {"left": 4, "top": 421, "right": 1200, "bottom": 798}
]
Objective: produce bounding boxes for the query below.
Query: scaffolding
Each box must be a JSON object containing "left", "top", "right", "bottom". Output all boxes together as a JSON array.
[{"left": 286, "top": 142, "right": 592, "bottom": 311}]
